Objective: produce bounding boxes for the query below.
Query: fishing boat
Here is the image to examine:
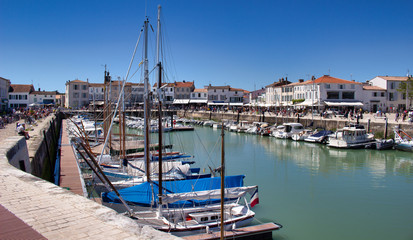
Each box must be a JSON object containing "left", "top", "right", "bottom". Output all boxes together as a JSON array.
[
  {"left": 393, "top": 128, "right": 413, "bottom": 152},
  {"left": 327, "top": 124, "right": 375, "bottom": 149}
]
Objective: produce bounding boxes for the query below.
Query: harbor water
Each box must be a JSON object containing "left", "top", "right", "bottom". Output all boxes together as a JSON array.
[{"left": 146, "top": 126, "right": 413, "bottom": 240}]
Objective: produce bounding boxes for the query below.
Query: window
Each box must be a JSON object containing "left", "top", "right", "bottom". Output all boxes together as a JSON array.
[
  {"left": 214, "top": 89, "right": 216, "bottom": 93},
  {"left": 373, "top": 92, "right": 377, "bottom": 97},
  {"left": 388, "top": 92, "right": 394, "bottom": 101},
  {"left": 211, "top": 216, "right": 218, "bottom": 220},
  {"left": 327, "top": 91, "right": 339, "bottom": 99},
  {"left": 34, "top": 98, "right": 37, "bottom": 102},
  {"left": 381, "top": 92, "right": 385, "bottom": 97},
  {"left": 74, "top": 84, "right": 78, "bottom": 90},
  {"left": 325, "top": 84, "right": 330, "bottom": 89},
  {"left": 339, "top": 85, "right": 345, "bottom": 89},
  {"left": 82, "top": 93, "right": 87, "bottom": 98},
  {"left": 342, "top": 92, "right": 355, "bottom": 99},
  {"left": 402, "top": 93, "right": 406, "bottom": 100},
  {"left": 220, "top": 95, "right": 226, "bottom": 100},
  {"left": 390, "top": 82, "right": 395, "bottom": 89},
  {"left": 82, "top": 85, "right": 87, "bottom": 90},
  {"left": 198, "top": 93, "right": 201, "bottom": 97},
  {"left": 351, "top": 84, "right": 355, "bottom": 89}
]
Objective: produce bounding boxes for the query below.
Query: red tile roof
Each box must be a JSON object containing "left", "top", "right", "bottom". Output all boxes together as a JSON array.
[
  {"left": 305, "top": 75, "right": 362, "bottom": 85},
  {"left": 70, "top": 79, "right": 87, "bottom": 83},
  {"left": 9, "top": 84, "right": 34, "bottom": 93},
  {"left": 175, "top": 81, "right": 195, "bottom": 88},
  {"left": 378, "top": 76, "right": 409, "bottom": 81},
  {"left": 194, "top": 88, "right": 207, "bottom": 93}
]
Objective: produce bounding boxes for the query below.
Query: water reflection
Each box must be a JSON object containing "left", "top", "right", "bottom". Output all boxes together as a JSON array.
[{"left": 258, "top": 136, "right": 413, "bottom": 178}]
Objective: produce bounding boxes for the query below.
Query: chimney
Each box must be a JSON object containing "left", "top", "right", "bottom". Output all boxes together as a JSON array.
[
  {"left": 299, "top": 79, "right": 304, "bottom": 83},
  {"left": 183, "top": 80, "right": 186, "bottom": 83},
  {"left": 352, "top": 80, "right": 355, "bottom": 82}
]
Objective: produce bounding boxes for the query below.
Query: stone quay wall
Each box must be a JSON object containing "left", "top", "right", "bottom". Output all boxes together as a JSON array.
[
  {"left": 178, "top": 110, "right": 413, "bottom": 137},
  {"left": 0, "top": 112, "right": 180, "bottom": 240}
]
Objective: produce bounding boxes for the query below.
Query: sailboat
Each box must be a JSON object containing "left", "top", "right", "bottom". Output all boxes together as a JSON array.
[{"left": 101, "top": 5, "right": 260, "bottom": 236}]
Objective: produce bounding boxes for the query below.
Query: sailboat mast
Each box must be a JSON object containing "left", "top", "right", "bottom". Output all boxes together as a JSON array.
[
  {"left": 143, "top": 18, "right": 151, "bottom": 182},
  {"left": 156, "top": 5, "right": 163, "bottom": 206},
  {"left": 220, "top": 123, "right": 225, "bottom": 239}
]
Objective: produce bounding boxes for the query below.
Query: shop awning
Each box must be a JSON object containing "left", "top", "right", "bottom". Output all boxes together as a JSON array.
[
  {"left": 208, "top": 102, "right": 229, "bottom": 106},
  {"left": 229, "top": 102, "right": 244, "bottom": 106},
  {"left": 324, "top": 101, "right": 363, "bottom": 106},
  {"left": 173, "top": 99, "right": 190, "bottom": 104},
  {"left": 189, "top": 99, "right": 208, "bottom": 103},
  {"left": 296, "top": 99, "right": 319, "bottom": 106}
]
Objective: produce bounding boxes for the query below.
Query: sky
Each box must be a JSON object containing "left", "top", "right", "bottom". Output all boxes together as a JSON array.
[{"left": 1, "top": 0, "right": 413, "bottom": 93}]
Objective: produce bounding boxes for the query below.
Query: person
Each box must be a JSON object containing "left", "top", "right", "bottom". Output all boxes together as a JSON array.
[{"left": 16, "top": 122, "right": 30, "bottom": 139}]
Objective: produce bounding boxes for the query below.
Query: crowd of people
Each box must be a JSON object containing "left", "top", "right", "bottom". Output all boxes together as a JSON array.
[{"left": 0, "top": 107, "right": 56, "bottom": 137}]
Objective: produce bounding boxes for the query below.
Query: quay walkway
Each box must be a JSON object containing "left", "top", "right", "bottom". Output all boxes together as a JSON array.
[{"left": 0, "top": 116, "right": 179, "bottom": 240}]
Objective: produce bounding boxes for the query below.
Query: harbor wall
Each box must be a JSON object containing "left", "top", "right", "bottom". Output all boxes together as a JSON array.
[
  {"left": 0, "top": 112, "right": 180, "bottom": 239},
  {"left": 28, "top": 113, "right": 62, "bottom": 181},
  {"left": 178, "top": 110, "right": 413, "bottom": 137}
]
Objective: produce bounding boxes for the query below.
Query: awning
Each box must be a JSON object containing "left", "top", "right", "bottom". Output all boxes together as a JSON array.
[
  {"left": 189, "top": 99, "right": 208, "bottom": 103},
  {"left": 208, "top": 102, "right": 229, "bottom": 106},
  {"left": 324, "top": 101, "right": 363, "bottom": 106},
  {"left": 229, "top": 103, "right": 244, "bottom": 106},
  {"left": 296, "top": 100, "right": 319, "bottom": 106},
  {"left": 173, "top": 99, "right": 190, "bottom": 104}
]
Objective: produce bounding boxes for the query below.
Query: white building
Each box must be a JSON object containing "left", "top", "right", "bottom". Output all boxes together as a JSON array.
[
  {"left": 368, "top": 76, "right": 410, "bottom": 111},
  {"left": 360, "top": 85, "right": 387, "bottom": 112},
  {"left": 29, "top": 90, "right": 58, "bottom": 105},
  {"left": 65, "top": 79, "right": 89, "bottom": 108},
  {"left": 206, "top": 85, "right": 245, "bottom": 107},
  {"left": 265, "top": 78, "right": 291, "bottom": 106},
  {"left": 190, "top": 88, "right": 208, "bottom": 104},
  {"left": 279, "top": 75, "right": 364, "bottom": 110},
  {"left": 8, "top": 84, "right": 34, "bottom": 108}
]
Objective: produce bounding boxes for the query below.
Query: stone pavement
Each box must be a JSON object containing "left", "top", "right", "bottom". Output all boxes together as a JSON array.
[{"left": 0, "top": 115, "right": 180, "bottom": 240}]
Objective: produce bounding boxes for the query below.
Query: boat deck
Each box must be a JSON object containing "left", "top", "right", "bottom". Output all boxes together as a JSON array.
[{"left": 182, "top": 222, "right": 281, "bottom": 240}]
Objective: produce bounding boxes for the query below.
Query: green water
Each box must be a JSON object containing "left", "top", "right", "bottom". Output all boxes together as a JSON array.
[{"left": 156, "top": 126, "right": 413, "bottom": 240}]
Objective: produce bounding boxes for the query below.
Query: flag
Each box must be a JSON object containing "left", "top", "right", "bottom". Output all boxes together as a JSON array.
[{"left": 250, "top": 188, "right": 259, "bottom": 208}]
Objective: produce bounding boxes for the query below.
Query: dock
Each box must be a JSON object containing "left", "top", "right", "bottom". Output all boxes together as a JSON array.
[{"left": 182, "top": 222, "right": 282, "bottom": 240}]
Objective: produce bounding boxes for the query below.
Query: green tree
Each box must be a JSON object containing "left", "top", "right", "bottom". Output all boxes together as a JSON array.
[{"left": 396, "top": 76, "right": 413, "bottom": 109}]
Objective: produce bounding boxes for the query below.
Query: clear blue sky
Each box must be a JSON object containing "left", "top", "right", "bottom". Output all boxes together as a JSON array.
[{"left": 1, "top": 0, "right": 412, "bottom": 93}]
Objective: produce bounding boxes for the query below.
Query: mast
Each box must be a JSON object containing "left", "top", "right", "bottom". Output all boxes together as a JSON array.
[
  {"left": 220, "top": 123, "right": 225, "bottom": 239},
  {"left": 156, "top": 5, "right": 163, "bottom": 207},
  {"left": 143, "top": 17, "right": 151, "bottom": 182}
]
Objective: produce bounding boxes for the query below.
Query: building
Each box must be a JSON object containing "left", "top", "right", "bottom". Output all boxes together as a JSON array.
[
  {"left": 190, "top": 88, "right": 208, "bottom": 104},
  {"left": 265, "top": 78, "right": 291, "bottom": 107},
  {"left": 153, "top": 82, "right": 175, "bottom": 104},
  {"left": 360, "top": 85, "right": 386, "bottom": 112},
  {"left": 274, "top": 75, "right": 364, "bottom": 110},
  {"left": 248, "top": 88, "right": 266, "bottom": 107},
  {"left": 8, "top": 84, "right": 35, "bottom": 108},
  {"left": 29, "top": 89, "right": 59, "bottom": 106},
  {"left": 206, "top": 84, "right": 246, "bottom": 107},
  {"left": 368, "top": 76, "right": 410, "bottom": 111},
  {"left": 0, "top": 77, "right": 10, "bottom": 111},
  {"left": 65, "top": 79, "right": 89, "bottom": 108}
]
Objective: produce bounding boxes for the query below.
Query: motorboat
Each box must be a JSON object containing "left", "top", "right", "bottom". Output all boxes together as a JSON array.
[
  {"left": 327, "top": 124, "right": 375, "bottom": 148},
  {"left": 304, "top": 130, "right": 334, "bottom": 144},
  {"left": 393, "top": 128, "right": 413, "bottom": 152},
  {"left": 272, "top": 123, "right": 304, "bottom": 139},
  {"left": 291, "top": 129, "right": 313, "bottom": 141}
]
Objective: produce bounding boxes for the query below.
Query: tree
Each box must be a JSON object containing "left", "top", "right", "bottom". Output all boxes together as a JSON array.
[{"left": 396, "top": 76, "right": 413, "bottom": 110}]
